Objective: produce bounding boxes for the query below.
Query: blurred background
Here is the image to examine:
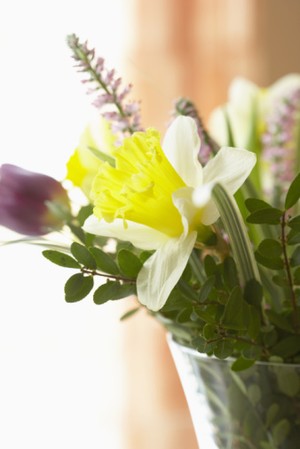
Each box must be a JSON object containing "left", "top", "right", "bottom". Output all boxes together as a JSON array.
[{"left": 1, "top": 0, "right": 300, "bottom": 448}]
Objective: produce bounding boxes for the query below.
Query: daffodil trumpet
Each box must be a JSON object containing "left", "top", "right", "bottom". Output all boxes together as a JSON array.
[{"left": 83, "top": 116, "right": 256, "bottom": 311}]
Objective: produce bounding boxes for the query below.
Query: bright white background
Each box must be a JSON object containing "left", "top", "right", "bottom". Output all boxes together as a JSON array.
[{"left": 0, "top": 1, "right": 134, "bottom": 447}]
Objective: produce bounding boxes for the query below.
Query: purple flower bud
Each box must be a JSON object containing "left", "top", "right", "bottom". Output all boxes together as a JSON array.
[{"left": 0, "top": 164, "right": 70, "bottom": 236}]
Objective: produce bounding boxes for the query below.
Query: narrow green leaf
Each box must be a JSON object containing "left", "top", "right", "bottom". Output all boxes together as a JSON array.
[
  {"left": 87, "top": 145, "right": 115, "bottom": 166},
  {"left": 89, "top": 247, "right": 119, "bottom": 275},
  {"left": 64, "top": 273, "right": 94, "bottom": 302},
  {"left": 266, "top": 310, "right": 293, "bottom": 333},
  {"left": 120, "top": 307, "right": 140, "bottom": 321},
  {"left": 118, "top": 249, "right": 142, "bottom": 278},
  {"left": 198, "top": 276, "right": 216, "bottom": 303},
  {"left": 71, "top": 242, "right": 96, "bottom": 269},
  {"left": 42, "top": 250, "right": 80, "bottom": 268},
  {"left": 285, "top": 172, "right": 300, "bottom": 209}
]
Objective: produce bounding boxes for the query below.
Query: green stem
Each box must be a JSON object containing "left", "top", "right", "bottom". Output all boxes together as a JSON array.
[
  {"left": 280, "top": 211, "right": 299, "bottom": 331},
  {"left": 81, "top": 267, "right": 136, "bottom": 284}
]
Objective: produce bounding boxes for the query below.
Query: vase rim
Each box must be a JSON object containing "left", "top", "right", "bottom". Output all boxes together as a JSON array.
[{"left": 167, "top": 333, "right": 300, "bottom": 369}]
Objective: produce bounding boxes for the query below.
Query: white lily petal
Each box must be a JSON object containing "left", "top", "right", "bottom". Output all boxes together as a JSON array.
[
  {"left": 83, "top": 216, "right": 168, "bottom": 250},
  {"left": 203, "top": 147, "right": 256, "bottom": 194},
  {"left": 162, "top": 116, "right": 203, "bottom": 187},
  {"left": 137, "top": 232, "right": 197, "bottom": 311}
]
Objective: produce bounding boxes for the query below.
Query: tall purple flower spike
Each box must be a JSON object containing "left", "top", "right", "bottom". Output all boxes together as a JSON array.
[
  {"left": 262, "top": 87, "right": 300, "bottom": 200},
  {"left": 67, "top": 34, "right": 143, "bottom": 140},
  {"left": 0, "top": 164, "right": 70, "bottom": 236}
]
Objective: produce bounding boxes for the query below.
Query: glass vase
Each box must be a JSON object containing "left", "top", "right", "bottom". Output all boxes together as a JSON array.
[{"left": 168, "top": 336, "right": 300, "bottom": 449}]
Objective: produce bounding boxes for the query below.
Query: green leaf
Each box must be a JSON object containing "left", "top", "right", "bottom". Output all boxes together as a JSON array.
[
  {"left": 247, "top": 305, "right": 261, "bottom": 339},
  {"left": 245, "top": 198, "right": 272, "bottom": 212},
  {"left": 266, "top": 403, "right": 279, "bottom": 427},
  {"left": 290, "top": 246, "right": 300, "bottom": 266},
  {"left": 271, "top": 335, "right": 300, "bottom": 358},
  {"left": 257, "top": 239, "right": 282, "bottom": 258},
  {"left": 287, "top": 215, "right": 300, "bottom": 231},
  {"left": 87, "top": 145, "right": 115, "bottom": 166},
  {"left": 89, "top": 247, "right": 119, "bottom": 275},
  {"left": 203, "top": 323, "right": 217, "bottom": 340},
  {"left": 64, "top": 273, "right": 94, "bottom": 302},
  {"left": 222, "top": 257, "right": 239, "bottom": 290},
  {"left": 120, "top": 307, "right": 140, "bottom": 321},
  {"left": 42, "top": 250, "right": 80, "bottom": 268},
  {"left": 287, "top": 229, "right": 300, "bottom": 245},
  {"left": 221, "top": 287, "right": 249, "bottom": 330},
  {"left": 77, "top": 204, "right": 94, "bottom": 225},
  {"left": 231, "top": 357, "right": 255, "bottom": 371},
  {"left": 276, "top": 368, "right": 300, "bottom": 397},
  {"left": 198, "top": 276, "right": 216, "bottom": 303},
  {"left": 71, "top": 242, "right": 96, "bottom": 269},
  {"left": 213, "top": 339, "right": 234, "bottom": 359},
  {"left": 242, "top": 344, "right": 262, "bottom": 360},
  {"left": 254, "top": 251, "right": 284, "bottom": 270},
  {"left": 272, "top": 419, "right": 291, "bottom": 446},
  {"left": 266, "top": 310, "right": 293, "bottom": 333},
  {"left": 93, "top": 281, "right": 136, "bottom": 305},
  {"left": 117, "top": 249, "right": 142, "bottom": 278},
  {"left": 246, "top": 208, "right": 282, "bottom": 225},
  {"left": 293, "top": 267, "right": 300, "bottom": 284},
  {"left": 204, "top": 255, "right": 217, "bottom": 276},
  {"left": 244, "top": 279, "right": 263, "bottom": 308},
  {"left": 285, "top": 172, "right": 300, "bottom": 209}
]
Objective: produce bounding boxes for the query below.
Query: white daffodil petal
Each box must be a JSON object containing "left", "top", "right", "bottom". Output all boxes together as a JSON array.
[
  {"left": 203, "top": 147, "right": 256, "bottom": 195},
  {"left": 162, "top": 116, "right": 203, "bottom": 187},
  {"left": 137, "top": 231, "right": 197, "bottom": 311},
  {"left": 83, "top": 216, "right": 168, "bottom": 250},
  {"left": 191, "top": 184, "right": 218, "bottom": 226}
]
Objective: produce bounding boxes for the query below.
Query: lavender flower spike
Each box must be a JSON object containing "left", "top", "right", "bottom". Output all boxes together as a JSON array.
[
  {"left": 173, "top": 97, "right": 219, "bottom": 165},
  {"left": 67, "top": 34, "right": 142, "bottom": 139}
]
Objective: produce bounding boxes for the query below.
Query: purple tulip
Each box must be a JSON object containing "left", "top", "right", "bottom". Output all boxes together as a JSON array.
[{"left": 0, "top": 164, "right": 70, "bottom": 236}]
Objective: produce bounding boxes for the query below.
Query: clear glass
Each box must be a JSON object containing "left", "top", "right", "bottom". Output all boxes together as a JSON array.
[{"left": 168, "top": 336, "right": 300, "bottom": 449}]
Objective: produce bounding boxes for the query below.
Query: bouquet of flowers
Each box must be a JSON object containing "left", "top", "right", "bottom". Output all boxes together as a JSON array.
[{"left": 2, "top": 34, "right": 300, "bottom": 448}]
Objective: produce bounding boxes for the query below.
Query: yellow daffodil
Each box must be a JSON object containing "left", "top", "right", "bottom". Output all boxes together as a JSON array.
[
  {"left": 66, "top": 117, "right": 117, "bottom": 198},
  {"left": 83, "top": 116, "right": 256, "bottom": 311}
]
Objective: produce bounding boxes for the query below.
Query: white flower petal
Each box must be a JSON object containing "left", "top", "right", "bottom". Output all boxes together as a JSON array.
[
  {"left": 200, "top": 147, "right": 256, "bottom": 225},
  {"left": 83, "top": 216, "right": 168, "bottom": 250},
  {"left": 137, "top": 232, "right": 197, "bottom": 311},
  {"left": 162, "top": 116, "right": 203, "bottom": 187},
  {"left": 203, "top": 147, "right": 256, "bottom": 194}
]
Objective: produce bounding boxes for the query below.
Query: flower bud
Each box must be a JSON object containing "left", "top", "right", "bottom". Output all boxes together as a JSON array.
[{"left": 0, "top": 164, "right": 70, "bottom": 236}]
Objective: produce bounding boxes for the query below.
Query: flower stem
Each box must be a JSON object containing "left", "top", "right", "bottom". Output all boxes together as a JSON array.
[{"left": 280, "top": 211, "right": 299, "bottom": 331}]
